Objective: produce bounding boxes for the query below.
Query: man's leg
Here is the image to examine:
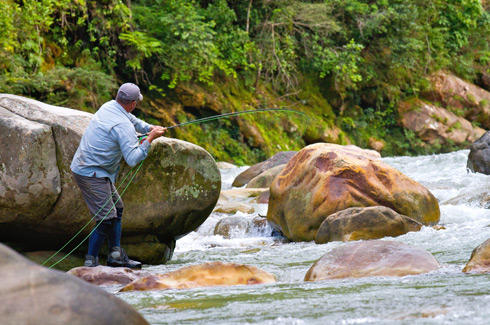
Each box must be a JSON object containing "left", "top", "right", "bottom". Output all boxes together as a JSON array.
[
  {"left": 106, "top": 182, "right": 142, "bottom": 269},
  {"left": 87, "top": 220, "right": 111, "bottom": 258},
  {"left": 108, "top": 208, "right": 123, "bottom": 249},
  {"left": 72, "top": 172, "right": 118, "bottom": 267}
]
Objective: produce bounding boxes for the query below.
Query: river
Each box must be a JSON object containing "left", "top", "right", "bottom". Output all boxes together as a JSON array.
[{"left": 115, "top": 149, "right": 490, "bottom": 324}]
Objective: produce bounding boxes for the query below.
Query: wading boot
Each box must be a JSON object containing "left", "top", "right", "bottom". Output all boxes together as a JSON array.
[
  {"left": 84, "top": 254, "right": 99, "bottom": 267},
  {"left": 107, "top": 246, "right": 142, "bottom": 269}
]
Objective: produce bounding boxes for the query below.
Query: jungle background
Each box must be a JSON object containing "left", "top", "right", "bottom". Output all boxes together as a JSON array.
[{"left": 1, "top": 0, "right": 490, "bottom": 165}]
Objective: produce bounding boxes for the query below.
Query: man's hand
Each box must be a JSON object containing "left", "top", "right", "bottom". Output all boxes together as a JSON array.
[{"left": 146, "top": 126, "right": 167, "bottom": 143}]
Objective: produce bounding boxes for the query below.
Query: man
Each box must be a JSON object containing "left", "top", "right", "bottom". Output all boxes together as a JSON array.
[{"left": 71, "top": 83, "right": 166, "bottom": 269}]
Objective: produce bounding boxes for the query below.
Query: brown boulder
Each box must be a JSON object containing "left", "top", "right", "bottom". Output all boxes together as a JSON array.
[
  {"left": 232, "top": 151, "right": 297, "bottom": 187},
  {"left": 344, "top": 145, "right": 381, "bottom": 160},
  {"left": 0, "top": 243, "right": 148, "bottom": 325},
  {"left": 315, "top": 206, "right": 422, "bottom": 244},
  {"left": 462, "top": 238, "right": 490, "bottom": 273},
  {"left": 399, "top": 98, "right": 484, "bottom": 145},
  {"left": 252, "top": 190, "right": 271, "bottom": 204},
  {"left": 368, "top": 137, "right": 385, "bottom": 152},
  {"left": 67, "top": 265, "right": 152, "bottom": 286},
  {"left": 424, "top": 72, "right": 490, "bottom": 128},
  {"left": 120, "top": 261, "right": 276, "bottom": 292},
  {"left": 267, "top": 143, "right": 440, "bottom": 242},
  {"left": 304, "top": 240, "right": 440, "bottom": 281},
  {"left": 246, "top": 164, "right": 285, "bottom": 188}
]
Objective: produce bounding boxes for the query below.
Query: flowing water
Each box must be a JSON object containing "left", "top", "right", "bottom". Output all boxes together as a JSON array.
[{"left": 115, "top": 150, "right": 490, "bottom": 324}]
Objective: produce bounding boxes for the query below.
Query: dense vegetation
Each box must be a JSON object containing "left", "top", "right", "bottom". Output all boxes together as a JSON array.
[{"left": 1, "top": 0, "right": 490, "bottom": 164}]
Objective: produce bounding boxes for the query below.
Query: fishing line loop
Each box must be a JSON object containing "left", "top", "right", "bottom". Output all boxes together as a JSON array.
[{"left": 42, "top": 107, "right": 309, "bottom": 268}]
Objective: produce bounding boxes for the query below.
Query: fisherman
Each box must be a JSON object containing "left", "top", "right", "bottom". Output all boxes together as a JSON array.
[{"left": 70, "top": 83, "right": 166, "bottom": 269}]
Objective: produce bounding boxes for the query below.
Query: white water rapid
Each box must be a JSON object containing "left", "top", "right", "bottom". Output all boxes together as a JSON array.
[{"left": 117, "top": 150, "right": 490, "bottom": 325}]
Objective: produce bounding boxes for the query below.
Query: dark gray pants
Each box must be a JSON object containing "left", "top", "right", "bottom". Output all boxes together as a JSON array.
[{"left": 71, "top": 171, "right": 124, "bottom": 222}]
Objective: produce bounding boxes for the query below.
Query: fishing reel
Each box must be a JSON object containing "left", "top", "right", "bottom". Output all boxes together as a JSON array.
[{"left": 137, "top": 133, "right": 148, "bottom": 144}]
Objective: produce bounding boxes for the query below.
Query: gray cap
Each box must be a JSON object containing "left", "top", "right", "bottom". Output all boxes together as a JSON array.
[{"left": 117, "top": 83, "right": 143, "bottom": 102}]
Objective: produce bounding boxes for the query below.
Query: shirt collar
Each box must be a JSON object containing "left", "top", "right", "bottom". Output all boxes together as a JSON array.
[{"left": 113, "top": 100, "right": 131, "bottom": 117}]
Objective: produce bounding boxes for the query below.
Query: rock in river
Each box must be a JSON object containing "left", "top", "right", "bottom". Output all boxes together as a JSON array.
[
  {"left": 315, "top": 206, "right": 423, "bottom": 244},
  {"left": 305, "top": 240, "right": 440, "bottom": 281},
  {"left": 0, "top": 94, "right": 220, "bottom": 264},
  {"left": 0, "top": 243, "right": 148, "bottom": 325},
  {"left": 267, "top": 143, "right": 440, "bottom": 242},
  {"left": 120, "top": 261, "right": 276, "bottom": 292},
  {"left": 462, "top": 238, "right": 490, "bottom": 274}
]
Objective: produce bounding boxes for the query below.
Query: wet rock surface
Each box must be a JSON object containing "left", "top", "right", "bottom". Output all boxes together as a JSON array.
[
  {"left": 120, "top": 261, "right": 276, "bottom": 292},
  {"left": 0, "top": 243, "right": 148, "bottom": 325},
  {"left": 305, "top": 240, "right": 440, "bottom": 281}
]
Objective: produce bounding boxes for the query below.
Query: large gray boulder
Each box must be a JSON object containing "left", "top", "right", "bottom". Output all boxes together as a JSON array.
[
  {"left": 0, "top": 243, "right": 149, "bottom": 325},
  {"left": 0, "top": 95, "right": 91, "bottom": 246},
  {"left": 0, "top": 94, "right": 220, "bottom": 264},
  {"left": 467, "top": 131, "right": 490, "bottom": 174}
]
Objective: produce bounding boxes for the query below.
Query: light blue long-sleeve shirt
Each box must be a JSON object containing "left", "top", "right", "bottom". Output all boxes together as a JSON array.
[{"left": 71, "top": 100, "right": 152, "bottom": 183}]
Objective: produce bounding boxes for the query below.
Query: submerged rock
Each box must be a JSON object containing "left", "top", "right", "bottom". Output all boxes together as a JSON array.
[
  {"left": 219, "top": 188, "right": 269, "bottom": 201},
  {"left": 305, "top": 240, "right": 440, "bottom": 281},
  {"left": 214, "top": 216, "right": 250, "bottom": 238},
  {"left": 120, "top": 261, "right": 276, "bottom": 292},
  {"left": 462, "top": 238, "right": 490, "bottom": 273},
  {"left": 67, "top": 265, "right": 152, "bottom": 286},
  {"left": 214, "top": 202, "right": 255, "bottom": 214},
  {"left": 0, "top": 243, "right": 148, "bottom": 325},
  {"left": 267, "top": 143, "right": 440, "bottom": 242},
  {"left": 315, "top": 206, "right": 423, "bottom": 244}
]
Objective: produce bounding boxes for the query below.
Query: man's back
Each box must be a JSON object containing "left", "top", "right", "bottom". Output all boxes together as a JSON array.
[{"left": 70, "top": 100, "right": 151, "bottom": 182}]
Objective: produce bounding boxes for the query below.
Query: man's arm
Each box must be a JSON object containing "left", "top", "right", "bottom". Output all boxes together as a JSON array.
[
  {"left": 128, "top": 113, "right": 153, "bottom": 134},
  {"left": 145, "top": 126, "right": 167, "bottom": 143},
  {"left": 112, "top": 124, "right": 150, "bottom": 167}
]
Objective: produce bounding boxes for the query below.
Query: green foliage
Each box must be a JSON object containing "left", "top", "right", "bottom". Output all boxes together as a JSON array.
[
  {"left": 132, "top": 0, "right": 254, "bottom": 88},
  {"left": 2, "top": 0, "right": 490, "bottom": 161},
  {"left": 0, "top": 1, "right": 15, "bottom": 49},
  {"left": 0, "top": 0, "right": 130, "bottom": 110},
  {"left": 119, "top": 31, "right": 163, "bottom": 71},
  {"left": 312, "top": 39, "right": 364, "bottom": 92},
  {"left": 0, "top": 64, "right": 116, "bottom": 111}
]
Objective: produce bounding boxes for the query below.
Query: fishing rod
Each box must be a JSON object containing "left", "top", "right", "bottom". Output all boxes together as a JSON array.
[
  {"left": 43, "top": 107, "right": 309, "bottom": 268},
  {"left": 167, "top": 107, "right": 309, "bottom": 130},
  {"left": 138, "top": 108, "right": 310, "bottom": 142}
]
